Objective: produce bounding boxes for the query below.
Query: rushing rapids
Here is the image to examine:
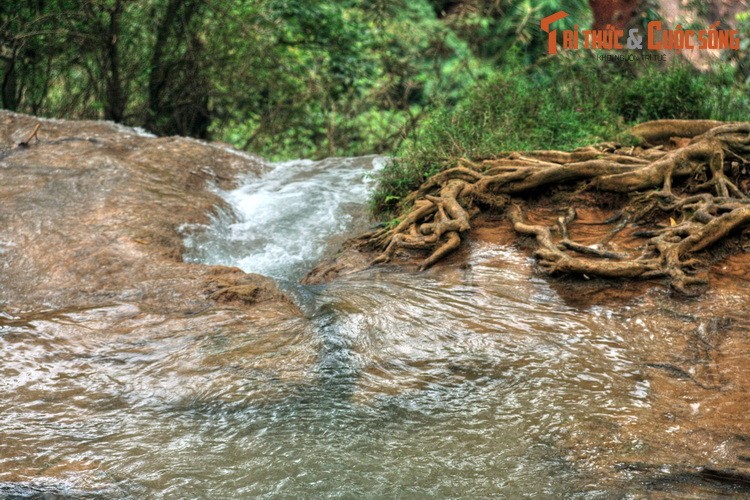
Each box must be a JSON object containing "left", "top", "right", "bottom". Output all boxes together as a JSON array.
[{"left": 1, "top": 112, "right": 749, "bottom": 497}]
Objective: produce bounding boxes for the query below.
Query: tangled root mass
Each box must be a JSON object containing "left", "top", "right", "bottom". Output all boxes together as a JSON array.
[{"left": 359, "top": 120, "right": 750, "bottom": 295}]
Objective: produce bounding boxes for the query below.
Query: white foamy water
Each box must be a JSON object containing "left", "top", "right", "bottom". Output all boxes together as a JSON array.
[{"left": 183, "top": 155, "right": 386, "bottom": 281}]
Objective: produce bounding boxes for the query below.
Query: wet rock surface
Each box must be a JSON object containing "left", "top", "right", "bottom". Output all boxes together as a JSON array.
[
  {"left": 3, "top": 111, "right": 750, "bottom": 496},
  {"left": 306, "top": 200, "right": 750, "bottom": 495},
  {"left": 0, "top": 112, "right": 314, "bottom": 490},
  {"left": 0, "top": 111, "right": 298, "bottom": 317}
]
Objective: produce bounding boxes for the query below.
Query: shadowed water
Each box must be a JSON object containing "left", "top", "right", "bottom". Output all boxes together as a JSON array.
[{"left": 3, "top": 156, "right": 749, "bottom": 498}]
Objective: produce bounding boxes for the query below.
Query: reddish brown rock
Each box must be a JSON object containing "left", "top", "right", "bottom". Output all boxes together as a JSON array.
[{"left": 0, "top": 111, "right": 300, "bottom": 319}]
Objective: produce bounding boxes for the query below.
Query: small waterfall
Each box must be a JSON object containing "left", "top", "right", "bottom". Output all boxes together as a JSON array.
[{"left": 183, "top": 155, "right": 385, "bottom": 283}]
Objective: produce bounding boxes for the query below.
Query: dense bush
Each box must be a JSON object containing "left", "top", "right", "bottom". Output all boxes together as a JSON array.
[{"left": 615, "top": 64, "right": 750, "bottom": 122}]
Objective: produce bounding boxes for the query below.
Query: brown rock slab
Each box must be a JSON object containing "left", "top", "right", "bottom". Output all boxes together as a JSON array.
[{"left": 0, "top": 110, "right": 298, "bottom": 318}]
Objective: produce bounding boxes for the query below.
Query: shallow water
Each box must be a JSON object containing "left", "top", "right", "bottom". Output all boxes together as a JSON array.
[{"left": 2, "top": 156, "right": 748, "bottom": 497}]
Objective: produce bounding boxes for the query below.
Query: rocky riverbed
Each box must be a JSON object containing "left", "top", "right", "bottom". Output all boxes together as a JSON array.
[{"left": 2, "top": 111, "right": 750, "bottom": 497}]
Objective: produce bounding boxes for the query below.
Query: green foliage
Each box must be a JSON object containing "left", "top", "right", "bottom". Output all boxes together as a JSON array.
[
  {"left": 1, "top": 0, "right": 496, "bottom": 159},
  {"left": 371, "top": 56, "right": 619, "bottom": 214},
  {"left": 725, "top": 11, "right": 750, "bottom": 85},
  {"left": 614, "top": 64, "right": 750, "bottom": 123},
  {"left": 442, "top": 0, "right": 591, "bottom": 63},
  {"left": 2, "top": 0, "right": 749, "bottom": 177}
]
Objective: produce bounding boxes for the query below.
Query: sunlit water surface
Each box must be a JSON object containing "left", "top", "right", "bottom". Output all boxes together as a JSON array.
[{"left": 1, "top": 156, "right": 672, "bottom": 497}]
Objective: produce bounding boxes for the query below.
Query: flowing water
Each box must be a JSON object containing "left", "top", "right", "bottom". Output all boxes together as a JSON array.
[
  {"left": 183, "top": 156, "right": 386, "bottom": 286},
  {"left": 2, "top": 156, "right": 747, "bottom": 498}
]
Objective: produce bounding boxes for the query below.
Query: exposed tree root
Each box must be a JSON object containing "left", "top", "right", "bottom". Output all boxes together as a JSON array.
[
  {"left": 14, "top": 123, "right": 41, "bottom": 149},
  {"left": 360, "top": 120, "right": 750, "bottom": 295}
]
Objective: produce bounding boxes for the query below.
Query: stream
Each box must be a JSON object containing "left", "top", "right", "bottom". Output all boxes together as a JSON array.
[{"left": 1, "top": 155, "right": 747, "bottom": 498}]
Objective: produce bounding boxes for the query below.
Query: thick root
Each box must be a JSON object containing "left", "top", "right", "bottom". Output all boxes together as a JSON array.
[
  {"left": 365, "top": 120, "right": 750, "bottom": 294},
  {"left": 629, "top": 119, "right": 728, "bottom": 145}
]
